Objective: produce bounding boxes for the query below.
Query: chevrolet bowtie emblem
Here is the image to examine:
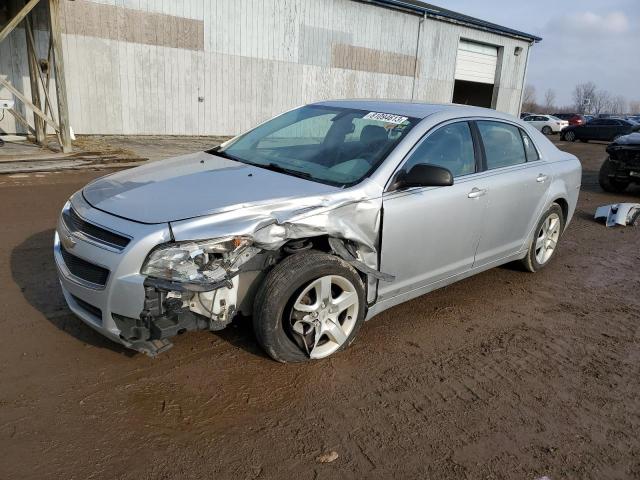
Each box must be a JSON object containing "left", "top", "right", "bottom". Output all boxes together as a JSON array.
[{"left": 60, "top": 231, "right": 77, "bottom": 250}]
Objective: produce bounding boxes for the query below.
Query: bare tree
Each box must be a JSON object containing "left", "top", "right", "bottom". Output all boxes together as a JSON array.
[
  {"left": 610, "top": 95, "right": 628, "bottom": 115},
  {"left": 573, "top": 82, "right": 597, "bottom": 113},
  {"left": 629, "top": 100, "right": 640, "bottom": 114},
  {"left": 592, "top": 89, "right": 612, "bottom": 115},
  {"left": 522, "top": 84, "right": 537, "bottom": 112},
  {"left": 543, "top": 89, "right": 556, "bottom": 112}
]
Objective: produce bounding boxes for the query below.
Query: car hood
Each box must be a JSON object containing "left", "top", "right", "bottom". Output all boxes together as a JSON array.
[
  {"left": 83, "top": 151, "right": 340, "bottom": 223},
  {"left": 611, "top": 132, "right": 640, "bottom": 146}
]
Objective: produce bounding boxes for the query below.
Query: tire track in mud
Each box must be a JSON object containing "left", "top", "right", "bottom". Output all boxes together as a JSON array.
[{"left": 317, "top": 297, "right": 640, "bottom": 477}]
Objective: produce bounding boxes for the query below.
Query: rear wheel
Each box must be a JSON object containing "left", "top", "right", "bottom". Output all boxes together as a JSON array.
[
  {"left": 520, "top": 204, "right": 564, "bottom": 273},
  {"left": 563, "top": 131, "right": 576, "bottom": 142},
  {"left": 542, "top": 126, "right": 552, "bottom": 135},
  {"left": 253, "top": 251, "right": 366, "bottom": 363},
  {"left": 599, "top": 158, "right": 629, "bottom": 193}
]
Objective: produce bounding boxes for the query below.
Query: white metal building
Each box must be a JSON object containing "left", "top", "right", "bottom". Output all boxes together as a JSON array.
[{"left": 0, "top": 0, "right": 540, "bottom": 136}]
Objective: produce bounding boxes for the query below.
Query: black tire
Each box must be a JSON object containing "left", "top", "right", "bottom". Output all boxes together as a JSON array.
[
  {"left": 599, "top": 158, "right": 629, "bottom": 193},
  {"left": 520, "top": 204, "right": 565, "bottom": 273},
  {"left": 252, "top": 251, "right": 366, "bottom": 363},
  {"left": 563, "top": 131, "right": 576, "bottom": 142},
  {"left": 542, "top": 126, "right": 552, "bottom": 135}
]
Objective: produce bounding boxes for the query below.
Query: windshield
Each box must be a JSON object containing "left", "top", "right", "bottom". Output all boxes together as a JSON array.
[{"left": 213, "top": 105, "right": 419, "bottom": 187}]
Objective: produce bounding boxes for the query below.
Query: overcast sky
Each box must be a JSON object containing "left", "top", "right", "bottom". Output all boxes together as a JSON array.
[{"left": 439, "top": 0, "right": 640, "bottom": 108}]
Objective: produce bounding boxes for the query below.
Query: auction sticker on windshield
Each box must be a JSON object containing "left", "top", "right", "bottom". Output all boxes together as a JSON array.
[{"left": 363, "top": 112, "right": 408, "bottom": 125}]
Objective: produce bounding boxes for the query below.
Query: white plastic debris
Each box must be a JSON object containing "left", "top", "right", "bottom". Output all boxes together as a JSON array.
[{"left": 594, "top": 203, "right": 640, "bottom": 227}]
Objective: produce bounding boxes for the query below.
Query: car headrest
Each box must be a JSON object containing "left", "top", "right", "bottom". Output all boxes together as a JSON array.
[
  {"left": 487, "top": 130, "right": 513, "bottom": 146},
  {"left": 360, "top": 125, "right": 388, "bottom": 145}
]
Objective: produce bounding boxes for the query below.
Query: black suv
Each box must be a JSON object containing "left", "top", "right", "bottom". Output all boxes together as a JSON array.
[{"left": 599, "top": 133, "right": 640, "bottom": 193}]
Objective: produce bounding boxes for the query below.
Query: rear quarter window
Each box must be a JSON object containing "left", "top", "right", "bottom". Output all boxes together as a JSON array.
[{"left": 520, "top": 130, "right": 540, "bottom": 162}]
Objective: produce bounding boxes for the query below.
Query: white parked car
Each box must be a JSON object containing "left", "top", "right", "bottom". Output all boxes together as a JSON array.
[{"left": 523, "top": 115, "right": 568, "bottom": 135}]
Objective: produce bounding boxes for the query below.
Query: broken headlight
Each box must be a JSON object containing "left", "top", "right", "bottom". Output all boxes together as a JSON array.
[{"left": 141, "top": 237, "right": 252, "bottom": 286}]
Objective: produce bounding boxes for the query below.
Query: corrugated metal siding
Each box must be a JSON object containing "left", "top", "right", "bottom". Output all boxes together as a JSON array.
[{"left": 1, "top": 0, "right": 531, "bottom": 136}]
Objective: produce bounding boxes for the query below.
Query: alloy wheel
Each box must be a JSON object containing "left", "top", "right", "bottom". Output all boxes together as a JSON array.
[
  {"left": 535, "top": 213, "right": 561, "bottom": 265},
  {"left": 289, "top": 275, "right": 359, "bottom": 359}
]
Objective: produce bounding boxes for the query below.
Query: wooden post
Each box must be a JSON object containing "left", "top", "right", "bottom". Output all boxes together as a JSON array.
[
  {"left": 26, "top": 20, "right": 62, "bottom": 146},
  {"left": 48, "top": 0, "right": 72, "bottom": 153},
  {"left": 25, "top": 16, "right": 46, "bottom": 145}
]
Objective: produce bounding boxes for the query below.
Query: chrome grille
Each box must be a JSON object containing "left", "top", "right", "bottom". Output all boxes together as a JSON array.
[
  {"left": 62, "top": 207, "right": 131, "bottom": 250},
  {"left": 59, "top": 244, "right": 110, "bottom": 287}
]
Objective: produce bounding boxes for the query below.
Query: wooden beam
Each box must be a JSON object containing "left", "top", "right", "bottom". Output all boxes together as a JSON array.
[
  {"left": 8, "top": 108, "right": 37, "bottom": 135},
  {"left": 48, "top": 0, "right": 72, "bottom": 152},
  {"left": 43, "top": 34, "right": 53, "bottom": 118},
  {"left": 25, "top": 16, "right": 45, "bottom": 144},
  {"left": 0, "top": 77, "right": 60, "bottom": 131},
  {"left": 0, "top": 0, "right": 41, "bottom": 44},
  {"left": 26, "top": 17, "right": 62, "bottom": 146}
]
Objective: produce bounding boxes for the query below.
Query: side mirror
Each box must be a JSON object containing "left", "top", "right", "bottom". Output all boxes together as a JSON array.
[{"left": 392, "top": 164, "right": 454, "bottom": 191}]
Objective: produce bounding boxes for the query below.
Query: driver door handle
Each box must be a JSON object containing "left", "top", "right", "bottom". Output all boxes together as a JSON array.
[
  {"left": 536, "top": 174, "right": 549, "bottom": 183},
  {"left": 468, "top": 187, "right": 487, "bottom": 199}
]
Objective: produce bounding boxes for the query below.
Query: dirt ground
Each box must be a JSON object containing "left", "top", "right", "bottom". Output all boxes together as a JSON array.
[{"left": 0, "top": 137, "right": 639, "bottom": 480}]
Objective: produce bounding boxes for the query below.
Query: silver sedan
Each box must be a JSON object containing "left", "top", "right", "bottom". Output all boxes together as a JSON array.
[{"left": 54, "top": 101, "right": 582, "bottom": 362}]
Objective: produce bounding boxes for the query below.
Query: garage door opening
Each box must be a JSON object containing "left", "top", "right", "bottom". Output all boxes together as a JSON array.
[
  {"left": 452, "top": 80, "right": 494, "bottom": 108},
  {"left": 453, "top": 40, "right": 498, "bottom": 109}
]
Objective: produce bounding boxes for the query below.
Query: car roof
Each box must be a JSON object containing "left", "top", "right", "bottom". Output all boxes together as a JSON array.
[{"left": 312, "top": 99, "right": 512, "bottom": 120}]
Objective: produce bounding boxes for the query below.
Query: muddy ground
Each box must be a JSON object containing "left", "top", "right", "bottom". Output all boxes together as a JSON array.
[{"left": 0, "top": 138, "right": 638, "bottom": 479}]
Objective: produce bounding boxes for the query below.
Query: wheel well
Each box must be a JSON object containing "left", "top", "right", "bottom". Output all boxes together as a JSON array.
[
  {"left": 553, "top": 197, "right": 569, "bottom": 224},
  {"left": 281, "top": 236, "right": 369, "bottom": 283}
]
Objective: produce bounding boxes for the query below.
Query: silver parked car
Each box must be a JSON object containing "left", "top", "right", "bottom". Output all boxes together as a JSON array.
[{"left": 54, "top": 101, "right": 581, "bottom": 362}]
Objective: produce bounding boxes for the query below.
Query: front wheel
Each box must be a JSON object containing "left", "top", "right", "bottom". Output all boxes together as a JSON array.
[
  {"left": 253, "top": 251, "right": 366, "bottom": 363},
  {"left": 520, "top": 204, "right": 565, "bottom": 273},
  {"left": 599, "top": 158, "right": 629, "bottom": 193},
  {"left": 563, "top": 131, "right": 576, "bottom": 142}
]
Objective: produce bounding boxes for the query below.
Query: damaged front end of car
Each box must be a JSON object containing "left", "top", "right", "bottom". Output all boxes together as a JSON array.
[
  {"left": 112, "top": 237, "right": 275, "bottom": 355},
  {"left": 605, "top": 133, "right": 640, "bottom": 184},
  {"left": 115, "top": 192, "right": 392, "bottom": 357}
]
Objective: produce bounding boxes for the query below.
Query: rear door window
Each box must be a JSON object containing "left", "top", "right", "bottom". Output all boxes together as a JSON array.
[{"left": 477, "top": 121, "right": 527, "bottom": 170}]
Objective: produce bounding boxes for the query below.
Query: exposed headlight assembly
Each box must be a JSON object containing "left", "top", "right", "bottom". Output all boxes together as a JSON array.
[{"left": 141, "top": 236, "right": 258, "bottom": 289}]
